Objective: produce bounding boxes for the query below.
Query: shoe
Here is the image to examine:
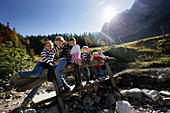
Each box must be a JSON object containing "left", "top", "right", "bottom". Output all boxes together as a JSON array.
[
  {"left": 74, "top": 84, "right": 83, "bottom": 91},
  {"left": 86, "top": 81, "right": 91, "bottom": 84},
  {"left": 10, "top": 72, "right": 21, "bottom": 86},
  {"left": 63, "top": 85, "right": 71, "bottom": 93},
  {"left": 21, "top": 98, "right": 32, "bottom": 109}
]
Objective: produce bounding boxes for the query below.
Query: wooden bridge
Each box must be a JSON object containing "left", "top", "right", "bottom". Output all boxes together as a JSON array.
[{"left": 11, "top": 58, "right": 116, "bottom": 113}]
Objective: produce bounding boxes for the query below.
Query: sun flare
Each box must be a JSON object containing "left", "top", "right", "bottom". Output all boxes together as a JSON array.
[{"left": 103, "top": 6, "right": 117, "bottom": 22}]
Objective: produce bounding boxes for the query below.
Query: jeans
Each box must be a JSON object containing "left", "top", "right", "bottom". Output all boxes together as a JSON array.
[
  {"left": 55, "top": 58, "right": 68, "bottom": 87},
  {"left": 81, "top": 67, "right": 90, "bottom": 82},
  {"left": 74, "top": 63, "right": 82, "bottom": 87},
  {"left": 93, "top": 67, "right": 100, "bottom": 78},
  {"left": 100, "top": 66, "right": 106, "bottom": 77},
  {"left": 24, "top": 85, "right": 41, "bottom": 100},
  {"left": 18, "top": 62, "right": 43, "bottom": 78}
]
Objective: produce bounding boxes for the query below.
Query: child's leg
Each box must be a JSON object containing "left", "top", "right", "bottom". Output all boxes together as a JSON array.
[
  {"left": 84, "top": 67, "right": 90, "bottom": 82},
  {"left": 74, "top": 63, "right": 82, "bottom": 87},
  {"left": 24, "top": 85, "right": 41, "bottom": 100},
  {"left": 55, "top": 59, "right": 67, "bottom": 87},
  {"left": 18, "top": 62, "right": 43, "bottom": 78},
  {"left": 93, "top": 67, "right": 98, "bottom": 78}
]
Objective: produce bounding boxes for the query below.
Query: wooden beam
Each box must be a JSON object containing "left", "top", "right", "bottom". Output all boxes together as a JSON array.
[{"left": 12, "top": 58, "right": 115, "bottom": 92}]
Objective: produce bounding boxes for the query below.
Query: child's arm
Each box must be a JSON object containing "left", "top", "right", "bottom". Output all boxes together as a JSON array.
[{"left": 41, "top": 49, "right": 54, "bottom": 65}]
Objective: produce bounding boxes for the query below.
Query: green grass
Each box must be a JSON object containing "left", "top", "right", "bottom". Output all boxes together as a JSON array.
[{"left": 90, "top": 34, "right": 170, "bottom": 70}]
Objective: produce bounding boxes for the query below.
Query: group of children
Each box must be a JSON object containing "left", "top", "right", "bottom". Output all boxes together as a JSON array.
[{"left": 10, "top": 36, "right": 108, "bottom": 108}]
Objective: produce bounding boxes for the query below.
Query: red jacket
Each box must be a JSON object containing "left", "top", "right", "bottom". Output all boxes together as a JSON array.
[{"left": 93, "top": 57, "right": 104, "bottom": 67}]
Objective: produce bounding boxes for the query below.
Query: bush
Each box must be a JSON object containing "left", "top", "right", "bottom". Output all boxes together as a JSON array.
[{"left": 0, "top": 41, "right": 33, "bottom": 80}]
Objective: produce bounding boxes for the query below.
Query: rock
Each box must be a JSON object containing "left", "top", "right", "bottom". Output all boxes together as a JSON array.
[
  {"left": 83, "top": 95, "right": 94, "bottom": 105},
  {"left": 24, "top": 109, "right": 36, "bottom": 113},
  {"left": 162, "top": 97, "right": 170, "bottom": 106},
  {"left": 105, "top": 93, "right": 116, "bottom": 106},
  {"left": 45, "top": 105, "right": 60, "bottom": 113},
  {"left": 103, "top": 109, "right": 109, "bottom": 113},
  {"left": 158, "top": 72, "right": 170, "bottom": 82},
  {"left": 160, "top": 91, "right": 170, "bottom": 97},
  {"left": 113, "top": 91, "right": 122, "bottom": 99},
  {"left": 66, "top": 76, "right": 75, "bottom": 82},
  {"left": 142, "top": 89, "right": 160, "bottom": 102},
  {"left": 92, "top": 93, "right": 101, "bottom": 104},
  {"left": 116, "top": 100, "right": 134, "bottom": 113},
  {"left": 120, "top": 88, "right": 142, "bottom": 98}
]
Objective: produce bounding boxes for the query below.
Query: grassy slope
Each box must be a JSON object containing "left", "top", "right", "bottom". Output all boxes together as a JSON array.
[{"left": 90, "top": 34, "right": 170, "bottom": 72}]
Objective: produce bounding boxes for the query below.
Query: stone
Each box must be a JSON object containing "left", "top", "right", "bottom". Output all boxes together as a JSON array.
[
  {"left": 127, "top": 88, "right": 143, "bottom": 98},
  {"left": 120, "top": 88, "right": 142, "bottom": 98},
  {"left": 158, "top": 72, "right": 170, "bottom": 82},
  {"left": 142, "top": 89, "right": 160, "bottom": 102},
  {"left": 66, "top": 76, "right": 75, "bottom": 82},
  {"left": 24, "top": 109, "right": 36, "bottom": 113},
  {"left": 94, "top": 95, "right": 101, "bottom": 104},
  {"left": 116, "top": 100, "right": 134, "bottom": 113},
  {"left": 105, "top": 93, "right": 116, "bottom": 106},
  {"left": 160, "top": 91, "right": 170, "bottom": 97},
  {"left": 83, "top": 95, "right": 94, "bottom": 105},
  {"left": 162, "top": 97, "right": 170, "bottom": 106}
]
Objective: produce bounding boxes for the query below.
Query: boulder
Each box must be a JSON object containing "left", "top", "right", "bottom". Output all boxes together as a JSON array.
[
  {"left": 120, "top": 88, "right": 143, "bottom": 98},
  {"left": 142, "top": 89, "right": 160, "bottom": 102},
  {"left": 116, "top": 100, "right": 134, "bottom": 113}
]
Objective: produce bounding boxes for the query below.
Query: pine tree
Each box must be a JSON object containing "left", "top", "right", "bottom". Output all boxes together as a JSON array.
[{"left": 13, "top": 27, "right": 19, "bottom": 47}]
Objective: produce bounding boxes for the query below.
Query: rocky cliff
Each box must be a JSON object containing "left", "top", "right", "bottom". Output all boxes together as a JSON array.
[{"left": 101, "top": 0, "right": 170, "bottom": 44}]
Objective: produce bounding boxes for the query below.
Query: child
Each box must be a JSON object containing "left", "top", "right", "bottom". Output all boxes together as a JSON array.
[
  {"left": 69, "top": 37, "right": 83, "bottom": 91},
  {"left": 10, "top": 40, "right": 59, "bottom": 108},
  {"left": 97, "top": 48, "right": 107, "bottom": 78},
  {"left": 81, "top": 46, "right": 93, "bottom": 84},
  {"left": 92, "top": 52, "right": 105, "bottom": 79},
  {"left": 54, "top": 36, "right": 71, "bottom": 93}
]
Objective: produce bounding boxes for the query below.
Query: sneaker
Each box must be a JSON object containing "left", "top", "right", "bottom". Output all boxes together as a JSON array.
[
  {"left": 21, "top": 98, "right": 32, "bottom": 109},
  {"left": 10, "top": 72, "right": 21, "bottom": 86},
  {"left": 74, "top": 84, "right": 83, "bottom": 91},
  {"left": 86, "top": 81, "right": 91, "bottom": 84},
  {"left": 63, "top": 85, "right": 71, "bottom": 93}
]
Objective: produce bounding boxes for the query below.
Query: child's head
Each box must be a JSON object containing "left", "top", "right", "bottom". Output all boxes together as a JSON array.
[
  {"left": 97, "top": 48, "right": 102, "bottom": 54},
  {"left": 69, "top": 37, "right": 76, "bottom": 46},
  {"left": 44, "top": 40, "right": 53, "bottom": 51},
  {"left": 82, "top": 46, "right": 89, "bottom": 53},
  {"left": 55, "top": 36, "right": 65, "bottom": 47},
  {"left": 93, "top": 52, "right": 98, "bottom": 57}
]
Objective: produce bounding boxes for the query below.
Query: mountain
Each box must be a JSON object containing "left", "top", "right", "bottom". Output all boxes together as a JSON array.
[{"left": 101, "top": 0, "right": 170, "bottom": 44}]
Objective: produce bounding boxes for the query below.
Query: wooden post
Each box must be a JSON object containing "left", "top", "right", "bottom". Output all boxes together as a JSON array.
[
  {"left": 53, "top": 76, "right": 67, "bottom": 113},
  {"left": 105, "top": 62, "right": 116, "bottom": 87}
]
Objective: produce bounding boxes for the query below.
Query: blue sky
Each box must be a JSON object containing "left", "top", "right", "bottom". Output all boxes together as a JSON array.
[{"left": 0, "top": 0, "right": 135, "bottom": 36}]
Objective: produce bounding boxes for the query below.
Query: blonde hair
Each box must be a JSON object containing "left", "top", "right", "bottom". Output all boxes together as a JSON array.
[
  {"left": 92, "top": 52, "right": 98, "bottom": 57},
  {"left": 82, "top": 46, "right": 89, "bottom": 52},
  {"left": 97, "top": 48, "right": 102, "bottom": 51},
  {"left": 55, "top": 36, "right": 65, "bottom": 42},
  {"left": 45, "top": 40, "right": 54, "bottom": 48}
]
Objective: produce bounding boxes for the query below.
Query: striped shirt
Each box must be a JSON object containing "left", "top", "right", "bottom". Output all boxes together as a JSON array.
[
  {"left": 58, "top": 44, "right": 72, "bottom": 65},
  {"left": 40, "top": 46, "right": 59, "bottom": 65},
  {"left": 82, "top": 52, "right": 91, "bottom": 61}
]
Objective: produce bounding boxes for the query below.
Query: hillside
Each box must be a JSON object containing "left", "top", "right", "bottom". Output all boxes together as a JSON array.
[
  {"left": 93, "top": 34, "right": 170, "bottom": 73},
  {"left": 101, "top": 0, "right": 170, "bottom": 44}
]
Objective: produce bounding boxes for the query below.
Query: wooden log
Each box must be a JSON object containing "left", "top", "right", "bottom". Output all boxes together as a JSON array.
[
  {"left": 53, "top": 75, "right": 67, "bottom": 113},
  {"left": 105, "top": 62, "right": 116, "bottom": 87},
  {"left": 12, "top": 58, "right": 115, "bottom": 92}
]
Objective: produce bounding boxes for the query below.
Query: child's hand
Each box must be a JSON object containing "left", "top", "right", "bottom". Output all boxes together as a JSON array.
[
  {"left": 90, "top": 58, "right": 93, "bottom": 61},
  {"left": 77, "top": 59, "right": 80, "bottom": 64},
  {"left": 101, "top": 60, "right": 105, "bottom": 63},
  {"left": 67, "top": 65, "right": 71, "bottom": 69}
]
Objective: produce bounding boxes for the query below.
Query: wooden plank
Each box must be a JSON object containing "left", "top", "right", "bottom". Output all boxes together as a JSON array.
[
  {"left": 105, "top": 62, "right": 116, "bottom": 87},
  {"left": 62, "top": 78, "right": 110, "bottom": 97},
  {"left": 53, "top": 76, "right": 67, "bottom": 113},
  {"left": 33, "top": 91, "right": 56, "bottom": 104}
]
